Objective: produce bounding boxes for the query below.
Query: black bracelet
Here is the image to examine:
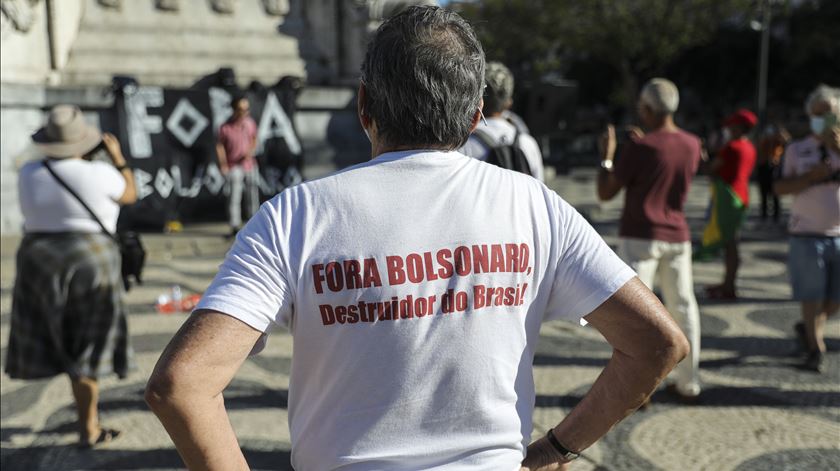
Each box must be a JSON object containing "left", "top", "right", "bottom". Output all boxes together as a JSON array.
[
  {"left": 115, "top": 165, "right": 130, "bottom": 171},
  {"left": 545, "top": 429, "right": 579, "bottom": 459}
]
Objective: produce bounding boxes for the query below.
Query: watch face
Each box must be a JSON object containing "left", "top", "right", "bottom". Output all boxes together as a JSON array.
[{"left": 562, "top": 451, "right": 580, "bottom": 461}]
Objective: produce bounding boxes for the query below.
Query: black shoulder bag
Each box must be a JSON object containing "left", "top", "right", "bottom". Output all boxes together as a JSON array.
[{"left": 43, "top": 160, "right": 146, "bottom": 291}]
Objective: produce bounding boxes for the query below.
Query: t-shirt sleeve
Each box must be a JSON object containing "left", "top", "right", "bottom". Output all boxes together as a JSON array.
[
  {"left": 613, "top": 140, "right": 639, "bottom": 185},
  {"left": 195, "top": 202, "right": 294, "bottom": 332},
  {"left": 96, "top": 162, "right": 127, "bottom": 200},
  {"left": 781, "top": 142, "right": 798, "bottom": 178},
  {"left": 217, "top": 124, "right": 228, "bottom": 145},
  {"left": 248, "top": 118, "right": 258, "bottom": 140},
  {"left": 543, "top": 196, "right": 637, "bottom": 324}
]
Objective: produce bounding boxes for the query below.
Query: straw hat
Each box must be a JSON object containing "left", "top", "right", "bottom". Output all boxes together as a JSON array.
[{"left": 31, "top": 105, "right": 102, "bottom": 158}]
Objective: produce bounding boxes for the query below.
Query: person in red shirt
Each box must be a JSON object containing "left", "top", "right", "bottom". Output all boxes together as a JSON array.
[
  {"left": 705, "top": 109, "right": 757, "bottom": 300},
  {"left": 216, "top": 95, "right": 259, "bottom": 237}
]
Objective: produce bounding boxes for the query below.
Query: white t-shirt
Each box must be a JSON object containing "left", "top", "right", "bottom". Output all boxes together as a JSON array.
[
  {"left": 460, "top": 117, "right": 545, "bottom": 182},
  {"left": 19, "top": 159, "right": 126, "bottom": 234},
  {"left": 781, "top": 136, "right": 840, "bottom": 236},
  {"left": 197, "top": 150, "right": 635, "bottom": 471}
]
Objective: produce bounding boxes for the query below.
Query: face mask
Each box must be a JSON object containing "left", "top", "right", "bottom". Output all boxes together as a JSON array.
[
  {"left": 722, "top": 128, "right": 732, "bottom": 142},
  {"left": 810, "top": 116, "right": 826, "bottom": 135}
]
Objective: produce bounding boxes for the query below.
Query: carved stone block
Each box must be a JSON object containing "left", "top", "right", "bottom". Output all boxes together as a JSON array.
[
  {"left": 0, "top": 0, "right": 39, "bottom": 33},
  {"left": 155, "top": 0, "right": 179, "bottom": 12},
  {"left": 210, "top": 0, "right": 235, "bottom": 15},
  {"left": 261, "top": 0, "right": 287, "bottom": 17},
  {"left": 97, "top": 0, "right": 121, "bottom": 9}
]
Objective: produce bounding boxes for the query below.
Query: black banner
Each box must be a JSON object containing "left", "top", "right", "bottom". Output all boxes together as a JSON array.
[{"left": 114, "top": 84, "right": 303, "bottom": 230}]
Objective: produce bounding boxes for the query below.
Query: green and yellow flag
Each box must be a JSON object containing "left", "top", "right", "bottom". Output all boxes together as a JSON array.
[{"left": 695, "top": 178, "right": 747, "bottom": 260}]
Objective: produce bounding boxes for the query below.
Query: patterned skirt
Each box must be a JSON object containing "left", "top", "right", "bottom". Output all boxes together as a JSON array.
[{"left": 5, "top": 233, "right": 134, "bottom": 380}]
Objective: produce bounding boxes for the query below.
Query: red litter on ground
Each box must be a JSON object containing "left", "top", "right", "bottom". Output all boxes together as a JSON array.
[{"left": 156, "top": 285, "right": 202, "bottom": 314}]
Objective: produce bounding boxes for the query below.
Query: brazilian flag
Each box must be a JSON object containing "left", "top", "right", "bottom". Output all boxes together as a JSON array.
[{"left": 694, "top": 178, "right": 747, "bottom": 260}]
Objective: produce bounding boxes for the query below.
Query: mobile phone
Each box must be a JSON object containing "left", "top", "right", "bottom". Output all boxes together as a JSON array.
[{"left": 83, "top": 140, "right": 106, "bottom": 161}]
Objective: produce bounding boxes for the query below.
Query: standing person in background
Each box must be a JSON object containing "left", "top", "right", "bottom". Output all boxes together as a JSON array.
[
  {"left": 461, "top": 61, "right": 545, "bottom": 181},
  {"left": 597, "top": 78, "right": 703, "bottom": 403},
  {"left": 756, "top": 123, "right": 790, "bottom": 224},
  {"left": 216, "top": 94, "right": 259, "bottom": 237},
  {"left": 145, "top": 8, "right": 688, "bottom": 470},
  {"left": 775, "top": 84, "right": 840, "bottom": 373},
  {"left": 699, "top": 109, "right": 758, "bottom": 300},
  {"left": 5, "top": 105, "right": 136, "bottom": 447}
]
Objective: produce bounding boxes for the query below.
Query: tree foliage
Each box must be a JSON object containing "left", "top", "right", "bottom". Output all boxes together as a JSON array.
[{"left": 457, "top": 0, "right": 838, "bottom": 116}]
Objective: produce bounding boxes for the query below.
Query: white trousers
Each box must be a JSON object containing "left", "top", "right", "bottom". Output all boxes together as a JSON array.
[
  {"left": 619, "top": 238, "right": 702, "bottom": 396},
  {"left": 227, "top": 166, "right": 260, "bottom": 229}
]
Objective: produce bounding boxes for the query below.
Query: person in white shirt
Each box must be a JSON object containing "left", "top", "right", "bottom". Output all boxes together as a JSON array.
[
  {"left": 6, "top": 105, "right": 137, "bottom": 448},
  {"left": 145, "top": 6, "right": 688, "bottom": 471},
  {"left": 461, "top": 61, "right": 545, "bottom": 181},
  {"left": 774, "top": 84, "right": 840, "bottom": 373}
]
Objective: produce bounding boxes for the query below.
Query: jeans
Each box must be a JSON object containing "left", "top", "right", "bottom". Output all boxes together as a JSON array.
[
  {"left": 788, "top": 236, "right": 840, "bottom": 302},
  {"left": 227, "top": 166, "right": 259, "bottom": 229},
  {"left": 619, "top": 238, "right": 702, "bottom": 396}
]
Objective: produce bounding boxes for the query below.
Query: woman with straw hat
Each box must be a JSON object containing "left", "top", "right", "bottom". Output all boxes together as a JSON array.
[{"left": 4, "top": 105, "right": 137, "bottom": 447}]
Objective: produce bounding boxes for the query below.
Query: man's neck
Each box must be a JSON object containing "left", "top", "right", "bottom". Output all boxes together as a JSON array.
[
  {"left": 372, "top": 143, "right": 451, "bottom": 158},
  {"left": 648, "top": 115, "right": 678, "bottom": 133}
]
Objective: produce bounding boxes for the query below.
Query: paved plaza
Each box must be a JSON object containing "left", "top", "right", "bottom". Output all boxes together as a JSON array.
[{"left": 1, "top": 169, "right": 838, "bottom": 470}]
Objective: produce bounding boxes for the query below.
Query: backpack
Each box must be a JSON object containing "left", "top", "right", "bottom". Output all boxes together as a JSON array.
[{"left": 471, "top": 125, "right": 532, "bottom": 175}]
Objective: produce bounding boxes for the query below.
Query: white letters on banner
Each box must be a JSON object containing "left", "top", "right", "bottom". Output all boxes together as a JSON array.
[
  {"left": 126, "top": 87, "right": 164, "bottom": 158},
  {"left": 209, "top": 87, "right": 233, "bottom": 132},
  {"left": 124, "top": 88, "right": 300, "bottom": 201},
  {"left": 166, "top": 98, "right": 210, "bottom": 147},
  {"left": 258, "top": 91, "right": 302, "bottom": 155}
]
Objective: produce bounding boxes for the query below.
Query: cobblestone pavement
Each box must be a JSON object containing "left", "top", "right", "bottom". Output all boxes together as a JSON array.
[{"left": 1, "top": 169, "right": 838, "bottom": 470}]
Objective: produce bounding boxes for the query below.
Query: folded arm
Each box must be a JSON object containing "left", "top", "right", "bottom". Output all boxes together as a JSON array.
[
  {"left": 145, "top": 310, "right": 263, "bottom": 471},
  {"left": 522, "top": 277, "right": 689, "bottom": 470}
]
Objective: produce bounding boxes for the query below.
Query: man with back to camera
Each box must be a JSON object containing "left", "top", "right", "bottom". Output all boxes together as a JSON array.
[
  {"left": 146, "top": 7, "right": 689, "bottom": 470},
  {"left": 597, "top": 78, "right": 703, "bottom": 404},
  {"left": 461, "top": 61, "right": 545, "bottom": 181}
]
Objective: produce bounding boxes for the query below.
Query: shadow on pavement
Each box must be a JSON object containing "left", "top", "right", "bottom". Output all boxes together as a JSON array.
[{"left": 1, "top": 446, "right": 292, "bottom": 471}]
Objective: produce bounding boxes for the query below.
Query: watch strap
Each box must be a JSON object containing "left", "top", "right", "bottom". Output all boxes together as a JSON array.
[{"left": 546, "top": 429, "right": 580, "bottom": 462}]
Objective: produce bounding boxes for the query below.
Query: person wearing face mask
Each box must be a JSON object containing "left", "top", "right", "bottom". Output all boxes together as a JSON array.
[
  {"left": 697, "top": 109, "right": 758, "bottom": 300},
  {"left": 774, "top": 84, "right": 840, "bottom": 373},
  {"left": 216, "top": 94, "right": 259, "bottom": 237}
]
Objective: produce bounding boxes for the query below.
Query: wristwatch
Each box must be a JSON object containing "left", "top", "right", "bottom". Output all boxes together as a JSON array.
[
  {"left": 600, "top": 159, "right": 614, "bottom": 171},
  {"left": 546, "top": 429, "right": 580, "bottom": 462}
]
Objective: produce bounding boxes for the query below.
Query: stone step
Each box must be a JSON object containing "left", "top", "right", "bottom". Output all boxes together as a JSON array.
[{"left": 69, "top": 29, "right": 301, "bottom": 58}]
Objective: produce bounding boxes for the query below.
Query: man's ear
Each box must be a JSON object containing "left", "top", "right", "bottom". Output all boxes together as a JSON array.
[
  {"left": 469, "top": 98, "right": 485, "bottom": 133},
  {"left": 357, "top": 82, "right": 370, "bottom": 129}
]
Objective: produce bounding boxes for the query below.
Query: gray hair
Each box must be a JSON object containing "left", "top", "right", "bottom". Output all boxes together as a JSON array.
[
  {"left": 484, "top": 61, "right": 514, "bottom": 115},
  {"left": 640, "top": 78, "right": 680, "bottom": 116},
  {"left": 360, "top": 6, "right": 485, "bottom": 150},
  {"left": 805, "top": 84, "right": 840, "bottom": 115}
]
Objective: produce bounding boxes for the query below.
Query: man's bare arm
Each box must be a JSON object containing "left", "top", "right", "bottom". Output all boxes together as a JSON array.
[
  {"left": 596, "top": 124, "right": 623, "bottom": 202},
  {"left": 596, "top": 171, "right": 623, "bottom": 202},
  {"left": 145, "top": 310, "right": 263, "bottom": 471},
  {"left": 775, "top": 162, "right": 833, "bottom": 195},
  {"left": 216, "top": 143, "right": 229, "bottom": 174},
  {"left": 522, "top": 277, "right": 689, "bottom": 470}
]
